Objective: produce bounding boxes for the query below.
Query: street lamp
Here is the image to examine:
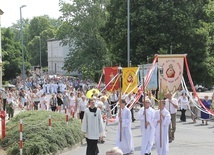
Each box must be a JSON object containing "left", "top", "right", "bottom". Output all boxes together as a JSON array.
[
  {"left": 38, "top": 36, "right": 42, "bottom": 67},
  {"left": 0, "top": 9, "right": 4, "bottom": 88},
  {"left": 20, "top": 5, "right": 26, "bottom": 90},
  {"left": 127, "top": 0, "right": 130, "bottom": 67}
]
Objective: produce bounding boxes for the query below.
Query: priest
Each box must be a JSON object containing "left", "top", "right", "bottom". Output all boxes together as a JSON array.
[{"left": 81, "top": 98, "right": 104, "bottom": 155}]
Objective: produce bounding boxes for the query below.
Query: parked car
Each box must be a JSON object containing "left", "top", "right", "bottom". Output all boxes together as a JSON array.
[{"left": 194, "top": 84, "right": 208, "bottom": 92}]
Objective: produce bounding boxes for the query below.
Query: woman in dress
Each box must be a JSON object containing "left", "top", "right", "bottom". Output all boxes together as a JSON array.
[
  {"left": 68, "top": 92, "right": 76, "bottom": 118},
  {"left": 201, "top": 95, "right": 211, "bottom": 125},
  {"left": 40, "top": 93, "right": 48, "bottom": 110}
]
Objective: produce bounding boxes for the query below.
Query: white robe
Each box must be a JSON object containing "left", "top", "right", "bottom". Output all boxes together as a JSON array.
[
  {"left": 137, "top": 107, "right": 155, "bottom": 155},
  {"left": 154, "top": 108, "right": 171, "bottom": 155},
  {"left": 81, "top": 108, "right": 104, "bottom": 140},
  {"left": 115, "top": 107, "right": 134, "bottom": 154}
]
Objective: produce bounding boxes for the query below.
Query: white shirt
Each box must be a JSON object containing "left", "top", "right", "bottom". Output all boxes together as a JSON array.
[
  {"left": 178, "top": 96, "right": 189, "bottom": 110},
  {"left": 165, "top": 98, "right": 178, "bottom": 114}
]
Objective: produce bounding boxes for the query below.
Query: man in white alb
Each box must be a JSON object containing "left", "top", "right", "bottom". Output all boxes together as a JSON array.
[{"left": 137, "top": 97, "right": 155, "bottom": 155}]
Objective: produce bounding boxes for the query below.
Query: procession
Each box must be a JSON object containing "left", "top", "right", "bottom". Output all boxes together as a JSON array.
[{"left": 0, "top": 54, "right": 213, "bottom": 155}]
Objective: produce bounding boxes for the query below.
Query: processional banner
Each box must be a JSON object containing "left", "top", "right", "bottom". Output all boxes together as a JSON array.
[
  {"left": 122, "top": 67, "right": 138, "bottom": 94},
  {"left": 104, "top": 67, "right": 120, "bottom": 91},
  {"left": 143, "top": 63, "right": 158, "bottom": 90},
  {"left": 158, "top": 55, "right": 184, "bottom": 92}
]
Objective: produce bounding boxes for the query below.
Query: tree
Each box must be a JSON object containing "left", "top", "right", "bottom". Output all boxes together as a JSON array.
[
  {"left": 1, "top": 28, "right": 30, "bottom": 81},
  {"left": 58, "top": 0, "right": 110, "bottom": 81},
  {"left": 103, "top": 0, "right": 213, "bottom": 85}
]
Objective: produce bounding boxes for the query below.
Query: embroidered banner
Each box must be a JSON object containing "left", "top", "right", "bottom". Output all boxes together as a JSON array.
[
  {"left": 158, "top": 54, "right": 184, "bottom": 92},
  {"left": 122, "top": 67, "right": 138, "bottom": 94},
  {"left": 104, "top": 67, "right": 119, "bottom": 91}
]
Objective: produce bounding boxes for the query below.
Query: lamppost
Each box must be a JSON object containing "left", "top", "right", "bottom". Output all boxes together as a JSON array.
[
  {"left": 0, "top": 9, "right": 4, "bottom": 88},
  {"left": 127, "top": 0, "right": 130, "bottom": 67},
  {"left": 20, "top": 5, "right": 26, "bottom": 90},
  {"left": 38, "top": 36, "right": 42, "bottom": 67}
]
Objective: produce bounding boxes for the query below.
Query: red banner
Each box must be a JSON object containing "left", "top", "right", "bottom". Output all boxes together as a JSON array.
[{"left": 104, "top": 67, "right": 119, "bottom": 91}]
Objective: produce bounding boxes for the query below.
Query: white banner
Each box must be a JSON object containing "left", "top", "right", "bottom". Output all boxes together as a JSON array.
[{"left": 158, "top": 54, "right": 185, "bottom": 92}]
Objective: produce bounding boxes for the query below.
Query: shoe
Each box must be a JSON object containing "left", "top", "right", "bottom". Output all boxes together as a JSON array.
[
  {"left": 169, "top": 140, "right": 172, "bottom": 143},
  {"left": 132, "top": 118, "right": 136, "bottom": 122},
  {"left": 101, "top": 140, "right": 105, "bottom": 144},
  {"left": 202, "top": 120, "right": 204, "bottom": 124}
]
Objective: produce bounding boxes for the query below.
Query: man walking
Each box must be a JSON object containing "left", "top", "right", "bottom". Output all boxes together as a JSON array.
[
  {"left": 137, "top": 97, "right": 155, "bottom": 155},
  {"left": 165, "top": 93, "right": 178, "bottom": 143},
  {"left": 81, "top": 98, "right": 104, "bottom": 155},
  {"left": 115, "top": 99, "right": 134, "bottom": 154},
  {"left": 154, "top": 100, "right": 171, "bottom": 155}
]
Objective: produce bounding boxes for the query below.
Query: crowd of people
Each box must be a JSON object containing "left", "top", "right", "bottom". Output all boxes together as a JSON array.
[
  {"left": 80, "top": 86, "right": 214, "bottom": 155},
  {"left": 0, "top": 76, "right": 214, "bottom": 155}
]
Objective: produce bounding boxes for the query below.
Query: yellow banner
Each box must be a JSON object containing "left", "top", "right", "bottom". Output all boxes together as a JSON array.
[
  {"left": 122, "top": 67, "right": 138, "bottom": 94},
  {"left": 158, "top": 54, "right": 184, "bottom": 92}
]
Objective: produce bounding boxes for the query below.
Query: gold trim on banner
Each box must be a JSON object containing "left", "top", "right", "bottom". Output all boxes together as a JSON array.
[{"left": 157, "top": 54, "right": 187, "bottom": 58}]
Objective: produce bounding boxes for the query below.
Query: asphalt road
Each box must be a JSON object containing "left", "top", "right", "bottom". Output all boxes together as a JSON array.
[
  {"left": 60, "top": 91, "right": 214, "bottom": 155},
  {"left": 60, "top": 115, "right": 214, "bottom": 155}
]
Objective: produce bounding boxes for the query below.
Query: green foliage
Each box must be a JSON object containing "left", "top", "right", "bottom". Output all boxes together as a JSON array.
[
  {"left": 58, "top": 0, "right": 111, "bottom": 81},
  {"left": 1, "top": 28, "right": 24, "bottom": 80},
  {"left": 103, "top": 0, "right": 214, "bottom": 86},
  {"left": 0, "top": 111, "right": 84, "bottom": 155}
]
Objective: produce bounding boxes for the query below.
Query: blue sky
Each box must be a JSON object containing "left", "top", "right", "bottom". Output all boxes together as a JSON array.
[{"left": 0, "top": 0, "right": 62, "bottom": 27}]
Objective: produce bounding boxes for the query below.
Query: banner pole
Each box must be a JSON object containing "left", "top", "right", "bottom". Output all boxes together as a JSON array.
[{"left": 118, "top": 66, "right": 123, "bottom": 142}]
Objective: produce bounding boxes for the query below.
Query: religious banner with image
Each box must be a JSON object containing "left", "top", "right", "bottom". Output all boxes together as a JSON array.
[
  {"left": 104, "top": 67, "right": 120, "bottom": 91},
  {"left": 158, "top": 54, "right": 184, "bottom": 92},
  {"left": 122, "top": 67, "right": 138, "bottom": 94}
]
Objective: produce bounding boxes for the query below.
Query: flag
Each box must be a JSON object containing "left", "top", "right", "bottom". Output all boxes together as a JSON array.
[
  {"left": 122, "top": 67, "right": 138, "bottom": 94},
  {"left": 158, "top": 54, "right": 184, "bottom": 92},
  {"left": 143, "top": 63, "right": 158, "bottom": 90},
  {"left": 104, "top": 67, "right": 119, "bottom": 91}
]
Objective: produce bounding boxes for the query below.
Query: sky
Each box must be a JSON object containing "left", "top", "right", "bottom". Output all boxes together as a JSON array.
[{"left": 0, "top": 0, "right": 62, "bottom": 28}]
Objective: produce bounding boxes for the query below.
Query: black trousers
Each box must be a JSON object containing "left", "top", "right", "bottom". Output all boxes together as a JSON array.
[
  {"left": 86, "top": 138, "right": 99, "bottom": 155},
  {"left": 3, "top": 99, "right": 6, "bottom": 111},
  {"left": 110, "top": 102, "right": 117, "bottom": 115},
  {"left": 180, "top": 109, "right": 186, "bottom": 122}
]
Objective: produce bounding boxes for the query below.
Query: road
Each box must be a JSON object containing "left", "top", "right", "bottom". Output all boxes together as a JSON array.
[
  {"left": 61, "top": 91, "right": 214, "bottom": 155},
  {"left": 60, "top": 115, "right": 214, "bottom": 155}
]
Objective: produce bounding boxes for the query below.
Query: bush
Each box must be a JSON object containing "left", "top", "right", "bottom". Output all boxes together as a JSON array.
[{"left": 0, "top": 111, "right": 84, "bottom": 155}]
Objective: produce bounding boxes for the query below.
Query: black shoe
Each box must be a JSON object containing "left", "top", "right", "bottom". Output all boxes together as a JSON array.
[
  {"left": 132, "top": 118, "right": 136, "bottom": 122},
  {"left": 169, "top": 140, "right": 172, "bottom": 143}
]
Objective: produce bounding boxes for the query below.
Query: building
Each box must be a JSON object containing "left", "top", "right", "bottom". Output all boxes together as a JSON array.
[{"left": 47, "top": 38, "right": 79, "bottom": 76}]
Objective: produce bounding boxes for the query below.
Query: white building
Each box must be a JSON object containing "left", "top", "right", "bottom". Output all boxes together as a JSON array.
[
  {"left": 47, "top": 38, "right": 67, "bottom": 75},
  {"left": 47, "top": 38, "right": 79, "bottom": 76}
]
